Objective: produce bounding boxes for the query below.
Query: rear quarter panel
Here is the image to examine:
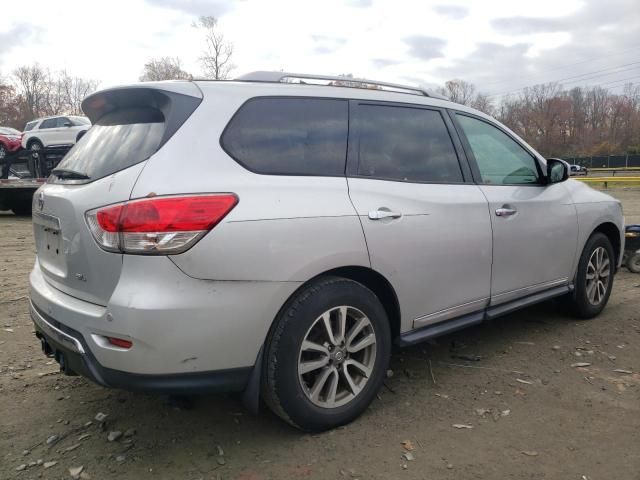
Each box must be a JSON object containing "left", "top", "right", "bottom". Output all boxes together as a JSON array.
[{"left": 131, "top": 84, "right": 370, "bottom": 282}]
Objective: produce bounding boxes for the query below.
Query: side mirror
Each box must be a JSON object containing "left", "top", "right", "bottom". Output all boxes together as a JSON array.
[
  {"left": 63, "top": 122, "right": 72, "bottom": 127},
  {"left": 547, "top": 158, "right": 569, "bottom": 184}
]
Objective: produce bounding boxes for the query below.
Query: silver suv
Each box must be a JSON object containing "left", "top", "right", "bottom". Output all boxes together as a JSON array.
[{"left": 30, "top": 72, "right": 624, "bottom": 431}]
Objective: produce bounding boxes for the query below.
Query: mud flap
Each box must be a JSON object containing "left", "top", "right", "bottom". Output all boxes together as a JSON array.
[{"left": 242, "top": 345, "right": 264, "bottom": 415}]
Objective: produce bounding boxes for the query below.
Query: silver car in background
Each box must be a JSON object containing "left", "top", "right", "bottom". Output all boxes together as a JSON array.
[{"left": 29, "top": 72, "right": 624, "bottom": 431}]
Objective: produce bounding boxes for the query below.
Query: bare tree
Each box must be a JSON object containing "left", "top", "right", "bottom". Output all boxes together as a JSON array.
[
  {"left": 470, "top": 93, "right": 494, "bottom": 116},
  {"left": 0, "top": 82, "right": 23, "bottom": 128},
  {"left": 439, "top": 79, "right": 476, "bottom": 105},
  {"left": 140, "top": 57, "right": 191, "bottom": 82},
  {"left": 12, "top": 64, "right": 50, "bottom": 118},
  {"left": 11, "top": 64, "right": 100, "bottom": 121},
  {"left": 195, "top": 16, "right": 234, "bottom": 80}
]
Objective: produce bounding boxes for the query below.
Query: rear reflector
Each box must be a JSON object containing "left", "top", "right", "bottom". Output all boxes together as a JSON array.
[
  {"left": 86, "top": 194, "right": 238, "bottom": 254},
  {"left": 106, "top": 336, "right": 133, "bottom": 349}
]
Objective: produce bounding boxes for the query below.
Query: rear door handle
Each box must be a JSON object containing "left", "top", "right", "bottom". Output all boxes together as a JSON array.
[
  {"left": 495, "top": 207, "right": 517, "bottom": 217},
  {"left": 368, "top": 208, "right": 402, "bottom": 220}
]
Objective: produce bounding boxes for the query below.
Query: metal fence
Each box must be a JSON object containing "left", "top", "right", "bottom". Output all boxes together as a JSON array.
[{"left": 564, "top": 155, "right": 640, "bottom": 168}]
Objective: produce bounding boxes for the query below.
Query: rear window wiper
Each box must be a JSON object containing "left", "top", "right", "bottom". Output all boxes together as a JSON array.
[{"left": 51, "top": 169, "right": 90, "bottom": 180}]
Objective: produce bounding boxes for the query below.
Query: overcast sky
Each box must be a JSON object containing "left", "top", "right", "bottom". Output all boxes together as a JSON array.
[{"left": 0, "top": 0, "right": 638, "bottom": 99}]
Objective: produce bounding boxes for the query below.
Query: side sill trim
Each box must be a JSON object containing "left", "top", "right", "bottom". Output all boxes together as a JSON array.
[
  {"left": 486, "top": 285, "right": 571, "bottom": 319},
  {"left": 397, "top": 285, "right": 573, "bottom": 347},
  {"left": 397, "top": 312, "right": 484, "bottom": 347}
]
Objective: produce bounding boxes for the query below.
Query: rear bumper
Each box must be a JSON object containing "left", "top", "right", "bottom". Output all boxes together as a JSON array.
[
  {"left": 31, "top": 300, "right": 252, "bottom": 394},
  {"left": 29, "top": 255, "right": 301, "bottom": 390}
]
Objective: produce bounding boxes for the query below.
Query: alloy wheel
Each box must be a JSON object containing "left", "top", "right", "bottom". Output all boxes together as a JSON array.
[
  {"left": 298, "top": 306, "right": 377, "bottom": 408},
  {"left": 585, "top": 246, "right": 610, "bottom": 306}
]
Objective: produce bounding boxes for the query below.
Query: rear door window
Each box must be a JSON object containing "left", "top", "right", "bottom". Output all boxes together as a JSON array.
[
  {"left": 54, "top": 107, "right": 164, "bottom": 181},
  {"left": 221, "top": 97, "right": 348, "bottom": 176},
  {"left": 356, "top": 104, "right": 463, "bottom": 183}
]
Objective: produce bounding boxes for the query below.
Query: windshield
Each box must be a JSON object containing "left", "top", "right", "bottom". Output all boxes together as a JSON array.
[{"left": 54, "top": 107, "right": 164, "bottom": 181}]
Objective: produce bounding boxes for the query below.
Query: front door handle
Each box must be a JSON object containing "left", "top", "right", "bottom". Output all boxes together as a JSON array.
[
  {"left": 368, "top": 208, "right": 402, "bottom": 220},
  {"left": 495, "top": 207, "right": 517, "bottom": 217}
]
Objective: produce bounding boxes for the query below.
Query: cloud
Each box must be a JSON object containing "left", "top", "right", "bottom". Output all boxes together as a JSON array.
[
  {"left": 371, "top": 58, "right": 400, "bottom": 68},
  {"left": 435, "top": 42, "right": 533, "bottom": 89},
  {"left": 404, "top": 35, "right": 446, "bottom": 60},
  {"left": 145, "top": 0, "right": 235, "bottom": 17},
  {"left": 433, "top": 5, "right": 468, "bottom": 20},
  {"left": 491, "top": 16, "right": 565, "bottom": 35},
  {"left": 0, "top": 23, "right": 44, "bottom": 65},
  {"left": 345, "top": 0, "right": 373, "bottom": 7},
  {"left": 491, "top": 0, "right": 634, "bottom": 35},
  {"left": 311, "top": 35, "right": 347, "bottom": 54},
  {"left": 437, "top": 0, "right": 640, "bottom": 95}
]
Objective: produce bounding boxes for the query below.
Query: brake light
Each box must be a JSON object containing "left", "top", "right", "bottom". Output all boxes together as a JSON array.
[{"left": 86, "top": 194, "right": 238, "bottom": 254}]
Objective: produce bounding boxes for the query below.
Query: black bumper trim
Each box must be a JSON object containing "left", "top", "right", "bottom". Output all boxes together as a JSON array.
[{"left": 31, "top": 303, "right": 252, "bottom": 395}]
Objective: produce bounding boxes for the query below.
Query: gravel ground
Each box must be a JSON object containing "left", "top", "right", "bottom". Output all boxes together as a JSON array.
[{"left": 1, "top": 188, "right": 639, "bottom": 480}]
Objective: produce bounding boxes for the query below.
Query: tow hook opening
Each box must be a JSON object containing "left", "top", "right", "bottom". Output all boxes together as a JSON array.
[{"left": 36, "top": 331, "right": 77, "bottom": 376}]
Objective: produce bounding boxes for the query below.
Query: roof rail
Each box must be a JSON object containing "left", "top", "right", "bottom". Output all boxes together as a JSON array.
[{"left": 235, "top": 71, "right": 448, "bottom": 100}]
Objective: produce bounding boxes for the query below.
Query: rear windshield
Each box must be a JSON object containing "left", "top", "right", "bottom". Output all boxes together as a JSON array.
[{"left": 55, "top": 108, "right": 164, "bottom": 181}]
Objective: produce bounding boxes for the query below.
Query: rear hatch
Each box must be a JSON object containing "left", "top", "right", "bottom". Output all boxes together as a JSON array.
[{"left": 32, "top": 83, "right": 202, "bottom": 305}]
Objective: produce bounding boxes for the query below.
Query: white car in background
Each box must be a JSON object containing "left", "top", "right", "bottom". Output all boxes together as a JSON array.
[{"left": 22, "top": 115, "right": 91, "bottom": 155}]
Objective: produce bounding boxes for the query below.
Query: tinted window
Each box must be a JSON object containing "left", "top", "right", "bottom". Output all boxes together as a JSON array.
[
  {"left": 456, "top": 114, "right": 540, "bottom": 185},
  {"left": 56, "top": 118, "right": 70, "bottom": 127},
  {"left": 71, "top": 116, "right": 91, "bottom": 126},
  {"left": 40, "top": 119, "right": 56, "bottom": 129},
  {"left": 221, "top": 98, "right": 348, "bottom": 176},
  {"left": 54, "top": 107, "right": 164, "bottom": 181},
  {"left": 357, "top": 105, "right": 462, "bottom": 183}
]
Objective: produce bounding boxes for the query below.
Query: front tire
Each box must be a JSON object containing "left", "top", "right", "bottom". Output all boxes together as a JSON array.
[
  {"left": 262, "top": 276, "right": 391, "bottom": 431},
  {"left": 566, "top": 233, "right": 615, "bottom": 319}
]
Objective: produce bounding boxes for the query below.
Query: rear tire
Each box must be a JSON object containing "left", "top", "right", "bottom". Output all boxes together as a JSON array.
[
  {"left": 626, "top": 252, "right": 640, "bottom": 274},
  {"left": 262, "top": 276, "right": 391, "bottom": 432},
  {"left": 565, "top": 233, "right": 615, "bottom": 319}
]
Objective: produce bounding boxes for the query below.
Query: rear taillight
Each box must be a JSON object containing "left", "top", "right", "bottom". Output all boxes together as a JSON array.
[{"left": 86, "top": 194, "right": 238, "bottom": 254}]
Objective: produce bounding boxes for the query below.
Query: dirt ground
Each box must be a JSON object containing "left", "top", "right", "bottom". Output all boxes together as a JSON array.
[{"left": 1, "top": 189, "right": 639, "bottom": 480}]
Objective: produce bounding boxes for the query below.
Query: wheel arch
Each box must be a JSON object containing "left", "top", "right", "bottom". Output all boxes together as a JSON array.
[
  {"left": 593, "top": 222, "right": 622, "bottom": 266},
  {"left": 27, "top": 137, "right": 43, "bottom": 148},
  {"left": 76, "top": 130, "right": 87, "bottom": 142},
  {"left": 268, "top": 265, "right": 401, "bottom": 342},
  {"left": 243, "top": 265, "right": 402, "bottom": 414},
  {"left": 318, "top": 266, "right": 402, "bottom": 340}
]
